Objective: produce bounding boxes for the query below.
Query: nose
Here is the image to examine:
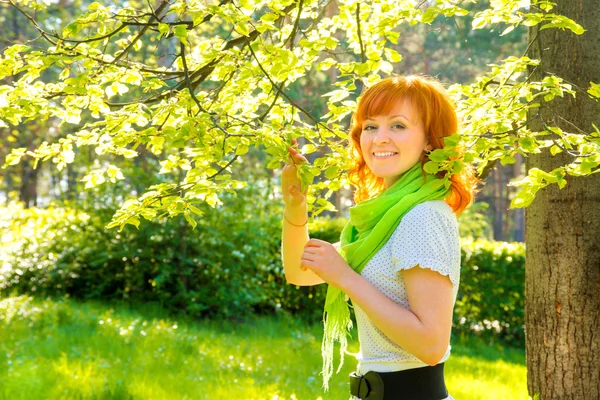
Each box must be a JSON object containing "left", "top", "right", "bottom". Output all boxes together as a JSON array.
[{"left": 373, "top": 127, "right": 391, "bottom": 145}]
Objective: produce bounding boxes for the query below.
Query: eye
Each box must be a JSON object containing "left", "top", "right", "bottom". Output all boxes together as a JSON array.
[
  {"left": 363, "top": 125, "right": 377, "bottom": 131},
  {"left": 391, "top": 123, "right": 405, "bottom": 130}
]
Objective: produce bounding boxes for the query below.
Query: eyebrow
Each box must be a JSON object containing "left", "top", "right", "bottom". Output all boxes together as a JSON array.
[{"left": 364, "top": 114, "right": 413, "bottom": 123}]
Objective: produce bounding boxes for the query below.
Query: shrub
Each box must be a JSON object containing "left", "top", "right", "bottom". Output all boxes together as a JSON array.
[
  {"left": 0, "top": 191, "right": 290, "bottom": 320},
  {"left": 454, "top": 239, "right": 525, "bottom": 347},
  {"left": 1, "top": 200, "right": 525, "bottom": 346}
]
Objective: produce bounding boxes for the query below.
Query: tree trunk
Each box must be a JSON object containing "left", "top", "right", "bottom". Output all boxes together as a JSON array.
[
  {"left": 493, "top": 165, "right": 504, "bottom": 240},
  {"left": 526, "top": 0, "right": 600, "bottom": 398},
  {"left": 19, "top": 158, "right": 39, "bottom": 208}
]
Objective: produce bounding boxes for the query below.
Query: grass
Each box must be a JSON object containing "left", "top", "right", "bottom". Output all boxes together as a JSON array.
[{"left": 0, "top": 295, "right": 527, "bottom": 399}]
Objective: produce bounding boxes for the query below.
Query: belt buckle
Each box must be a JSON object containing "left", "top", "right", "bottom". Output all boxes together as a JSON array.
[
  {"left": 350, "top": 371, "right": 385, "bottom": 400},
  {"left": 349, "top": 372, "right": 371, "bottom": 399},
  {"left": 350, "top": 371, "right": 383, "bottom": 400}
]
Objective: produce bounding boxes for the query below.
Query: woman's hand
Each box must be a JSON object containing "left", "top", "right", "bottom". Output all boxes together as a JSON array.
[
  {"left": 281, "top": 138, "right": 309, "bottom": 208},
  {"left": 300, "top": 239, "right": 357, "bottom": 290}
]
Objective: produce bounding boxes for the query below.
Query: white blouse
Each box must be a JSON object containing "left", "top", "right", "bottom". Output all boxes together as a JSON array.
[{"left": 351, "top": 199, "right": 461, "bottom": 375}]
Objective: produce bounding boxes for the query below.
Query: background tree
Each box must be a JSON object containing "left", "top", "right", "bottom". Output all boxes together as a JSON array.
[{"left": 525, "top": 0, "right": 600, "bottom": 398}]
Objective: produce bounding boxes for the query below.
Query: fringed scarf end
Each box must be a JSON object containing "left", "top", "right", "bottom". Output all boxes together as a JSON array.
[{"left": 320, "top": 293, "right": 354, "bottom": 391}]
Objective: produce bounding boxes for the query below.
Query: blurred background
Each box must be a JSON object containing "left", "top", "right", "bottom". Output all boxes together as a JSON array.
[{"left": 0, "top": 0, "right": 529, "bottom": 398}]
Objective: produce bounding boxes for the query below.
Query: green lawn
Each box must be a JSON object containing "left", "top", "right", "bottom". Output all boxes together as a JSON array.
[{"left": 0, "top": 295, "right": 527, "bottom": 399}]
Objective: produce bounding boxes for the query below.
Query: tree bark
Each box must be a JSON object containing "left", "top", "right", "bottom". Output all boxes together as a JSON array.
[{"left": 526, "top": 0, "right": 600, "bottom": 398}]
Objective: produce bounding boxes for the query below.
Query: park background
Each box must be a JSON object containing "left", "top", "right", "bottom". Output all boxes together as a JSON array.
[{"left": 1, "top": 0, "right": 598, "bottom": 398}]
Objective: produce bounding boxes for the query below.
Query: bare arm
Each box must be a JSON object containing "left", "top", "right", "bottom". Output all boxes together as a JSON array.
[
  {"left": 340, "top": 265, "right": 454, "bottom": 365},
  {"left": 280, "top": 140, "right": 325, "bottom": 287}
]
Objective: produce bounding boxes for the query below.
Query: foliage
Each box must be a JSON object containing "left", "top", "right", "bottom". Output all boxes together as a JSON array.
[
  {"left": 2, "top": 201, "right": 524, "bottom": 346},
  {"left": 0, "top": 295, "right": 528, "bottom": 400},
  {"left": 455, "top": 239, "right": 526, "bottom": 347},
  {"left": 0, "top": 187, "right": 291, "bottom": 319},
  {"left": 0, "top": 0, "right": 597, "bottom": 232}
]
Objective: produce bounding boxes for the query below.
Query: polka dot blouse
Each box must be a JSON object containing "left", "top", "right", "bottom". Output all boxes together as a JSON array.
[{"left": 351, "top": 199, "right": 461, "bottom": 375}]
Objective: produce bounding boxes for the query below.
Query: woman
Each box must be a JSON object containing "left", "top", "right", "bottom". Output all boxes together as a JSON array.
[{"left": 280, "top": 75, "right": 480, "bottom": 400}]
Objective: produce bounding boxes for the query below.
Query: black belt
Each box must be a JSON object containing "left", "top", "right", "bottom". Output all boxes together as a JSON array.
[{"left": 349, "top": 363, "right": 448, "bottom": 400}]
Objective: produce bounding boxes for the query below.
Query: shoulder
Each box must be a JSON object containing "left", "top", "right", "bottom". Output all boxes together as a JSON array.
[{"left": 401, "top": 200, "right": 457, "bottom": 230}]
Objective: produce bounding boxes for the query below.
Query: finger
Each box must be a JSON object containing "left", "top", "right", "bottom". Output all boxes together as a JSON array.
[
  {"left": 288, "top": 146, "right": 306, "bottom": 160},
  {"left": 301, "top": 252, "right": 316, "bottom": 261},
  {"left": 304, "top": 242, "right": 320, "bottom": 249},
  {"left": 286, "top": 154, "right": 300, "bottom": 167},
  {"left": 287, "top": 151, "right": 305, "bottom": 166},
  {"left": 300, "top": 260, "right": 312, "bottom": 272},
  {"left": 302, "top": 246, "right": 321, "bottom": 254},
  {"left": 289, "top": 185, "right": 305, "bottom": 200}
]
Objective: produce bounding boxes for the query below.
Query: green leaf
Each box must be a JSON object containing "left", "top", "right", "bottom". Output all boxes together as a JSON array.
[
  {"left": 384, "top": 48, "right": 402, "bottom": 63},
  {"left": 452, "top": 160, "right": 464, "bottom": 174},
  {"left": 550, "top": 144, "right": 563, "bottom": 156},
  {"left": 184, "top": 211, "right": 197, "bottom": 230},
  {"left": 239, "top": 0, "right": 252, "bottom": 11},
  {"left": 62, "top": 22, "right": 81, "bottom": 38},
  {"left": 3, "top": 148, "right": 27, "bottom": 168},
  {"left": 500, "top": 25, "right": 515, "bottom": 36},
  {"left": 471, "top": 16, "right": 487, "bottom": 30},
  {"left": 88, "top": 2, "right": 103, "bottom": 11},
  {"left": 385, "top": 31, "right": 400, "bottom": 44},
  {"left": 588, "top": 82, "right": 600, "bottom": 99},
  {"left": 510, "top": 188, "right": 536, "bottom": 209},
  {"left": 174, "top": 25, "right": 188, "bottom": 44},
  {"left": 235, "top": 22, "right": 250, "bottom": 37},
  {"left": 158, "top": 22, "right": 171, "bottom": 36},
  {"left": 235, "top": 144, "right": 249, "bottom": 155},
  {"left": 318, "top": 58, "right": 337, "bottom": 71},
  {"left": 122, "top": 149, "right": 138, "bottom": 158},
  {"left": 500, "top": 155, "right": 516, "bottom": 165},
  {"left": 188, "top": 205, "right": 204, "bottom": 217},
  {"left": 324, "top": 37, "right": 337, "bottom": 50},
  {"left": 557, "top": 178, "right": 567, "bottom": 189},
  {"left": 539, "top": 16, "right": 585, "bottom": 35},
  {"left": 424, "top": 161, "right": 439, "bottom": 174},
  {"left": 324, "top": 166, "right": 339, "bottom": 179},
  {"left": 266, "top": 157, "right": 281, "bottom": 169},
  {"left": 428, "top": 149, "right": 448, "bottom": 162},
  {"left": 443, "top": 134, "right": 461, "bottom": 148},
  {"left": 125, "top": 216, "right": 140, "bottom": 230},
  {"left": 519, "top": 137, "right": 536, "bottom": 151},
  {"left": 421, "top": 7, "right": 440, "bottom": 24}
]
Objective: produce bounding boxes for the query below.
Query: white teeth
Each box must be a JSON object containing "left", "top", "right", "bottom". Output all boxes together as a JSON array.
[{"left": 373, "top": 152, "right": 398, "bottom": 157}]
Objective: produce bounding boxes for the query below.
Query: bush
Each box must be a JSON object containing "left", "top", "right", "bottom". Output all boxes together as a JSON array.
[
  {"left": 1, "top": 200, "right": 525, "bottom": 346},
  {"left": 454, "top": 239, "right": 525, "bottom": 347},
  {"left": 0, "top": 190, "right": 293, "bottom": 320}
]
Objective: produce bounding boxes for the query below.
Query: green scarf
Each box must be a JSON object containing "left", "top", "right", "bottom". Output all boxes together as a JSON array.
[{"left": 320, "top": 161, "right": 451, "bottom": 391}]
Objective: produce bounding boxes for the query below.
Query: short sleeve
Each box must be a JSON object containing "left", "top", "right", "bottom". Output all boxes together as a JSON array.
[{"left": 390, "top": 203, "right": 460, "bottom": 287}]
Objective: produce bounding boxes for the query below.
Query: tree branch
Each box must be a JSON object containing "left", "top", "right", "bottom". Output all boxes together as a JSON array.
[
  {"left": 7, "top": 0, "right": 57, "bottom": 45},
  {"left": 284, "top": 0, "right": 304, "bottom": 50},
  {"left": 111, "top": 0, "right": 171, "bottom": 65},
  {"left": 246, "top": 37, "right": 334, "bottom": 137},
  {"left": 451, "top": 16, "right": 471, "bottom": 62},
  {"left": 356, "top": 2, "right": 366, "bottom": 63}
]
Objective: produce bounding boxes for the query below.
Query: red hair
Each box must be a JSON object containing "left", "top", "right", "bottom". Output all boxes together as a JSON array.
[{"left": 346, "top": 75, "right": 482, "bottom": 216}]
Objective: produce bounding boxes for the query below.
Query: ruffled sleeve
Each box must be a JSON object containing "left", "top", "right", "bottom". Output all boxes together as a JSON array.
[{"left": 390, "top": 202, "right": 460, "bottom": 287}]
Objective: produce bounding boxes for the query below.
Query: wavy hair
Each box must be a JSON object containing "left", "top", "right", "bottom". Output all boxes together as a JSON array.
[{"left": 346, "top": 75, "right": 482, "bottom": 216}]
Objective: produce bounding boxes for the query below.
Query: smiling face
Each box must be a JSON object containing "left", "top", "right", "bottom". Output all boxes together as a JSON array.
[{"left": 359, "top": 98, "right": 431, "bottom": 189}]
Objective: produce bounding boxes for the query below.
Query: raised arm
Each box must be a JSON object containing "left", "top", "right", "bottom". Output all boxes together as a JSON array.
[{"left": 281, "top": 140, "right": 325, "bottom": 287}]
